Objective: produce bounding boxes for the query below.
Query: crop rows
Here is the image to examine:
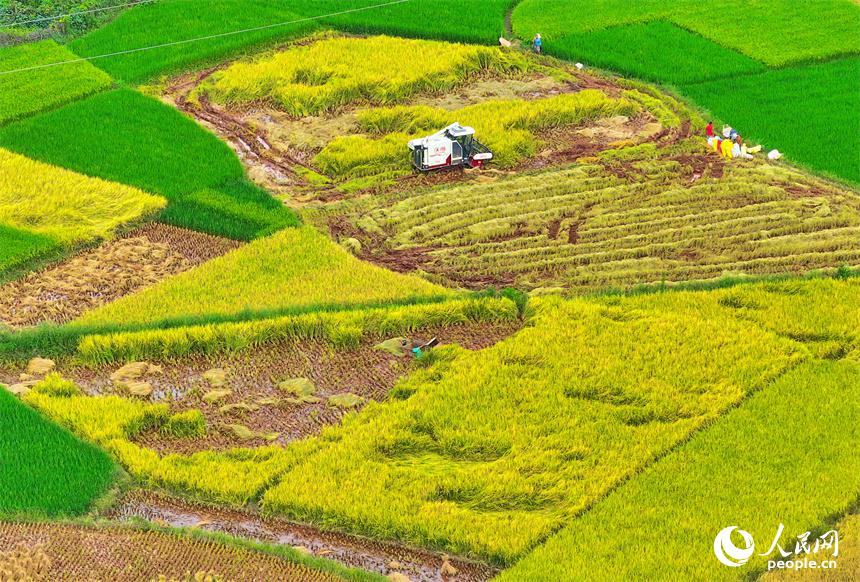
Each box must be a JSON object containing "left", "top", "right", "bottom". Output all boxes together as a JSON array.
[
  {"left": 258, "top": 278, "right": 860, "bottom": 564},
  {"left": 316, "top": 90, "right": 636, "bottom": 180},
  {"left": 0, "top": 522, "right": 357, "bottom": 582},
  {"left": 197, "top": 35, "right": 531, "bottom": 116},
  {"left": 0, "top": 40, "right": 113, "bottom": 127},
  {"left": 367, "top": 151, "right": 860, "bottom": 289},
  {"left": 77, "top": 296, "right": 519, "bottom": 365}
]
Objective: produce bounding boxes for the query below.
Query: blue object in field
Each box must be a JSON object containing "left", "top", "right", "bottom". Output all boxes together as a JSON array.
[{"left": 412, "top": 347, "right": 423, "bottom": 357}]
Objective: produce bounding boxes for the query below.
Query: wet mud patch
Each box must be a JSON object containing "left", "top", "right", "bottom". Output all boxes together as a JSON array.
[
  {"left": 108, "top": 490, "right": 498, "bottom": 582},
  {"left": 0, "top": 224, "right": 239, "bottom": 328}
]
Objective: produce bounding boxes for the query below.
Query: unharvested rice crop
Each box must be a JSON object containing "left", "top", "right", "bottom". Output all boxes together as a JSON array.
[
  {"left": 20, "top": 374, "right": 293, "bottom": 504},
  {"left": 0, "top": 225, "right": 59, "bottom": 282},
  {"left": 0, "top": 89, "right": 297, "bottom": 239},
  {"left": 77, "top": 296, "right": 519, "bottom": 365},
  {"left": 498, "top": 359, "right": 860, "bottom": 581},
  {"left": 544, "top": 21, "right": 765, "bottom": 85},
  {"left": 0, "top": 386, "right": 115, "bottom": 517},
  {"left": 365, "top": 146, "right": 860, "bottom": 289},
  {"left": 682, "top": 57, "right": 860, "bottom": 185},
  {"left": 260, "top": 278, "right": 858, "bottom": 564},
  {"left": 316, "top": 89, "right": 637, "bottom": 176},
  {"left": 0, "top": 40, "right": 113, "bottom": 126},
  {"left": 195, "top": 35, "right": 530, "bottom": 116},
  {"left": 512, "top": 0, "right": 860, "bottom": 66},
  {"left": 70, "top": 0, "right": 513, "bottom": 82},
  {"left": 0, "top": 147, "right": 164, "bottom": 246},
  {"left": 76, "top": 226, "right": 453, "bottom": 329}
]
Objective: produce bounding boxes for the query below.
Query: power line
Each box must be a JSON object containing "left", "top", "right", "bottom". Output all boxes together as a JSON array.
[
  {"left": 0, "top": 0, "right": 157, "bottom": 28},
  {"left": 0, "top": 0, "right": 412, "bottom": 76}
]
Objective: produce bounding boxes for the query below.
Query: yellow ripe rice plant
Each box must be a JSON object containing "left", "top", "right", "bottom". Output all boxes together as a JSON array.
[
  {"left": 263, "top": 279, "right": 821, "bottom": 563},
  {"left": 195, "top": 35, "right": 531, "bottom": 116},
  {"left": 76, "top": 225, "right": 453, "bottom": 328},
  {"left": 316, "top": 89, "right": 637, "bottom": 176},
  {"left": 77, "top": 296, "right": 519, "bottom": 365},
  {"left": 0, "top": 147, "right": 165, "bottom": 246},
  {"left": 22, "top": 374, "right": 303, "bottom": 505}
]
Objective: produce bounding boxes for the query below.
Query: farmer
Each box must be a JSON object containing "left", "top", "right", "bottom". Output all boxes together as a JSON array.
[
  {"left": 732, "top": 135, "right": 755, "bottom": 159},
  {"left": 706, "top": 121, "right": 714, "bottom": 138},
  {"left": 533, "top": 33, "right": 542, "bottom": 54}
]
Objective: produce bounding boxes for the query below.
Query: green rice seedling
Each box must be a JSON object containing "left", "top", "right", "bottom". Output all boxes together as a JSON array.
[
  {"left": 497, "top": 360, "right": 860, "bottom": 581},
  {"left": 71, "top": 0, "right": 514, "bottom": 83},
  {"left": 70, "top": 0, "right": 313, "bottom": 82},
  {"left": 0, "top": 224, "right": 60, "bottom": 282},
  {"left": 262, "top": 279, "right": 833, "bottom": 564},
  {"left": 682, "top": 57, "right": 860, "bottom": 185},
  {"left": 543, "top": 21, "right": 765, "bottom": 85},
  {"left": 512, "top": 0, "right": 860, "bottom": 66},
  {"left": 75, "top": 225, "right": 454, "bottom": 329},
  {"left": 162, "top": 410, "right": 207, "bottom": 438},
  {"left": 195, "top": 35, "right": 530, "bottom": 116},
  {"left": 0, "top": 40, "right": 113, "bottom": 126},
  {"left": 76, "top": 297, "right": 519, "bottom": 365},
  {"left": 0, "top": 387, "right": 115, "bottom": 517},
  {"left": 0, "top": 89, "right": 295, "bottom": 239}
]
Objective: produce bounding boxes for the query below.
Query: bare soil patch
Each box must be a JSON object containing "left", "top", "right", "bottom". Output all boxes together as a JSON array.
[
  {"left": 109, "top": 491, "right": 498, "bottom": 582},
  {"left": 0, "top": 224, "right": 239, "bottom": 328},
  {"left": 0, "top": 521, "right": 344, "bottom": 582}
]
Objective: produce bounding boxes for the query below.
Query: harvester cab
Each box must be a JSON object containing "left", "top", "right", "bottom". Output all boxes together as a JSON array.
[{"left": 408, "top": 122, "right": 493, "bottom": 172}]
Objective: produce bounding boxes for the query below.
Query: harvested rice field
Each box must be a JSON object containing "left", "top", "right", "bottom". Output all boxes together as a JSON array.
[
  {"left": 0, "top": 224, "right": 240, "bottom": 328},
  {"left": 1, "top": 11, "right": 858, "bottom": 582},
  {"left": 109, "top": 490, "right": 497, "bottom": 582},
  {"left": 0, "top": 522, "right": 360, "bottom": 582}
]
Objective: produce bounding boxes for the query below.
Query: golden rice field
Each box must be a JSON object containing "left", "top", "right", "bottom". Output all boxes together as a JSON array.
[
  {"left": 2, "top": 23, "right": 859, "bottom": 582},
  {"left": 358, "top": 143, "right": 860, "bottom": 289},
  {"left": 76, "top": 225, "right": 453, "bottom": 328},
  {"left": 0, "top": 148, "right": 165, "bottom": 246},
  {"left": 194, "top": 35, "right": 532, "bottom": 116}
]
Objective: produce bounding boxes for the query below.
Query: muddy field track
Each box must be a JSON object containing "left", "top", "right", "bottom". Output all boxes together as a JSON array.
[
  {"left": 0, "top": 224, "right": 240, "bottom": 328},
  {"left": 108, "top": 490, "right": 499, "bottom": 582}
]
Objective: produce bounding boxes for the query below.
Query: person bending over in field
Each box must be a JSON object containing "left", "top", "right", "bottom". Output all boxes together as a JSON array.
[{"left": 533, "top": 33, "right": 542, "bottom": 53}]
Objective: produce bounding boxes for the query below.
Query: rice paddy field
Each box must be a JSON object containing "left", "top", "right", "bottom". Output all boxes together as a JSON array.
[{"left": 0, "top": 5, "right": 858, "bottom": 582}]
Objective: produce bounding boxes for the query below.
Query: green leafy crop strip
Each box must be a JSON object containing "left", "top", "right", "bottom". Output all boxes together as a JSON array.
[{"left": 0, "top": 387, "right": 116, "bottom": 518}]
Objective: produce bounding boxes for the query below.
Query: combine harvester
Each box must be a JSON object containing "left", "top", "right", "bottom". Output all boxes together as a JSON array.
[{"left": 408, "top": 122, "right": 493, "bottom": 172}]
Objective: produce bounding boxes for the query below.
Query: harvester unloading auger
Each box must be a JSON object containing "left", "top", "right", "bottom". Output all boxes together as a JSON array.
[{"left": 408, "top": 123, "right": 493, "bottom": 172}]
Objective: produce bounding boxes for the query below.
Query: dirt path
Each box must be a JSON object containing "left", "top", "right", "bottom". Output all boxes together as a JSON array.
[
  {"left": 109, "top": 491, "right": 498, "bottom": 582},
  {"left": 0, "top": 224, "right": 239, "bottom": 328}
]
